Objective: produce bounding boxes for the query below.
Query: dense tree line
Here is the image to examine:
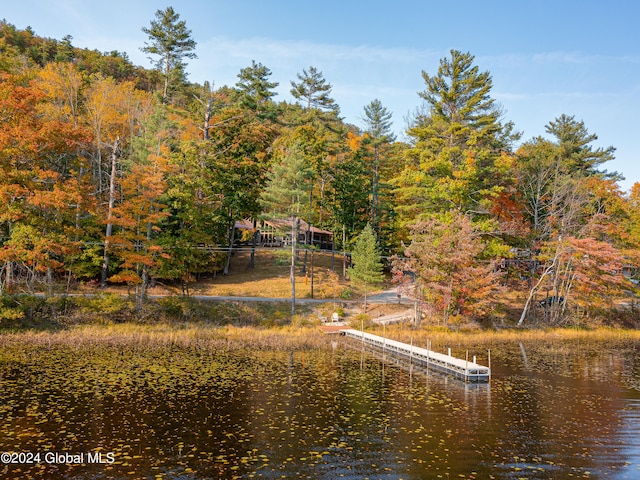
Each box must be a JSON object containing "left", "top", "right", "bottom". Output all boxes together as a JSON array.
[{"left": 0, "top": 10, "right": 638, "bottom": 324}]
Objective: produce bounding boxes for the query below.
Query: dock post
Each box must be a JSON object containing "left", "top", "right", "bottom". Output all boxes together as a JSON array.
[
  {"left": 383, "top": 323, "right": 386, "bottom": 355},
  {"left": 409, "top": 337, "right": 413, "bottom": 365},
  {"left": 488, "top": 349, "right": 491, "bottom": 380},
  {"left": 465, "top": 350, "right": 468, "bottom": 383}
]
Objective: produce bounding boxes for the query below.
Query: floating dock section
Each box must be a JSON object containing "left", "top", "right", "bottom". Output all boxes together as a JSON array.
[{"left": 341, "top": 329, "right": 491, "bottom": 382}]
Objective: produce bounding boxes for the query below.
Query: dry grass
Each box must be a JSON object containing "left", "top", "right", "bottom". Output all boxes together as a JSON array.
[
  {"left": 371, "top": 324, "right": 640, "bottom": 352},
  {"left": 3, "top": 321, "right": 637, "bottom": 358},
  {"left": 189, "top": 250, "right": 354, "bottom": 299},
  {"left": 105, "top": 250, "right": 360, "bottom": 299},
  {"left": 0, "top": 322, "right": 334, "bottom": 351},
  {"left": 87, "top": 249, "right": 389, "bottom": 301}
]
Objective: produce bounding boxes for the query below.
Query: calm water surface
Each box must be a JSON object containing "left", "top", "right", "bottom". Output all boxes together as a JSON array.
[{"left": 0, "top": 334, "right": 638, "bottom": 479}]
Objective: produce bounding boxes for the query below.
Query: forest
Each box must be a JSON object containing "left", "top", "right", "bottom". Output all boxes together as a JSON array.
[{"left": 0, "top": 8, "right": 639, "bottom": 327}]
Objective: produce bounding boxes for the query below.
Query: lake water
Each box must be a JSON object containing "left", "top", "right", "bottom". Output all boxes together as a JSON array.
[{"left": 0, "top": 334, "right": 638, "bottom": 479}]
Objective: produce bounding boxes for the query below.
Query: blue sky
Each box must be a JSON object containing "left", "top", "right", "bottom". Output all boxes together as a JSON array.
[{"left": 4, "top": 0, "right": 639, "bottom": 190}]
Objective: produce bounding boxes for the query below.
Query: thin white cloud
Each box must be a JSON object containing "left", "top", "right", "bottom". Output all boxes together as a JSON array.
[
  {"left": 496, "top": 90, "right": 626, "bottom": 102},
  {"left": 198, "top": 35, "right": 440, "bottom": 66},
  {"left": 188, "top": 36, "right": 640, "bottom": 189},
  {"left": 482, "top": 51, "right": 640, "bottom": 68}
]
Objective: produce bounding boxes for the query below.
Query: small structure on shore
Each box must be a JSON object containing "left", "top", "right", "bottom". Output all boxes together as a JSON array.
[{"left": 234, "top": 217, "right": 334, "bottom": 250}]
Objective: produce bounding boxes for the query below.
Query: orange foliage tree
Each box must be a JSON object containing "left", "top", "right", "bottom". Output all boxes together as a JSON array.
[
  {"left": 84, "top": 75, "right": 154, "bottom": 284},
  {"left": 394, "top": 211, "right": 503, "bottom": 323},
  {"left": 107, "top": 108, "right": 174, "bottom": 305},
  {"left": 0, "top": 73, "right": 91, "bottom": 293}
]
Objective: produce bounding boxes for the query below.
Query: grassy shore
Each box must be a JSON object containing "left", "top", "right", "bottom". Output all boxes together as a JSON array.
[
  {"left": 3, "top": 249, "right": 638, "bottom": 329},
  {"left": 2, "top": 320, "right": 639, "bottom": 353}
]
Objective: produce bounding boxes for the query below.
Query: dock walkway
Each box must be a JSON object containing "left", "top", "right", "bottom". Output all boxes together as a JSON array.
[{"left": 341, "top": 329, "right": 491, "bottom": 382}]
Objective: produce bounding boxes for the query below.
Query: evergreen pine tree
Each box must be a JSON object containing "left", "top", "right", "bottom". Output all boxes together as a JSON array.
[
  {"left": 348, "top": 223, "right": 384, "bottom": 312},
  {"left": 545, "top": 114, "right": 617, "bottom": 177},
  {"left": 290, "top": 66, "right": 339, "bottom": 113},
  {"left": 141, "top": 7, "right": 197, "bottom": 102},
  {"left": 235, "top": 60, "right": 279, "bottom": 116},
  {"left": 362, "top": 99, "right": 395, "bottom": 235},
  {"left": 260, "top": 142, "right": 314, "bottom": 315}
]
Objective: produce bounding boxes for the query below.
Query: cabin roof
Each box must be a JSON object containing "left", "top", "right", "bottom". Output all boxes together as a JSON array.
[{"left": 234, "top": 217, "right": 333, "bottom": 236}]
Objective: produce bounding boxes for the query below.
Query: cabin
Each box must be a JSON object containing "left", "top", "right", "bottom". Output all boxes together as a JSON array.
[
  {"left": 234, "top": 217, "right": 334, "bottom": 250},
  {"left": 622, "top": 265, "right": 639, "bottom": 285}
]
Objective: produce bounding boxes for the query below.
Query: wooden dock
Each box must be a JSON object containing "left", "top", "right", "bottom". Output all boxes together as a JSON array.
[{"left": 341, "top": 329, "right": 491, "bottom": 382}]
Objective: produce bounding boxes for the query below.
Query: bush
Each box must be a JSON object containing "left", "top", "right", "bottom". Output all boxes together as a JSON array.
[
  {"left": 72, "top": 293, "right": 133, "bottom": 322},
  {"left": 0, "top": 306, "right": 24, "bottom": 322},
  {"left": 340, "top": 287, "right": 353, "bottom": 300},
  {"left": 349, "top": 313, "right": 371, "bottom": 329},
  {"left": 273, "top": 250, "right": 292, "bottom": 266},
  {"left": 0, "top": 294, "right": 59, "bottom": 328},
  {"left": 156, "top": 296, "right": 204, "bottom": 321}
]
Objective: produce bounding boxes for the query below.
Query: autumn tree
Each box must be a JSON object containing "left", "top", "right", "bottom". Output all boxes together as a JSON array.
[
  {"left": 203, "top": 99, "right": 278, "bottom": 275},
  {"left": 107, "top": 107, "right": 174, "bottom": 307},
  {"left": 0, "top": 73, "right": 91, "bottom": 293},
  {"left": 627, "top": 183, "right": 640, "bottom": 244},
  {"left": 141, "top": 7, "right": 197, "bottom": 102},
  {"left": 396, "top": 211, "right": 503, "bottom": 323},
  {"left": 530, "top": 234, "right": 626, "bottom": 324},
  {"left": 516, "top": 116, "right": 625, "bottom": 325},
  {"left": 83, "top": 76, "right": 155, "bottom": 285},
  {"left": 36, "top": 62, "right": 83, "bottom": 125}
]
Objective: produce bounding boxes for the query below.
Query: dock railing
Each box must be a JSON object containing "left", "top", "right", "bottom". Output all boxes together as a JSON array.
[{"left": 341, "top": 329, "right": 491, "bottom": 382}]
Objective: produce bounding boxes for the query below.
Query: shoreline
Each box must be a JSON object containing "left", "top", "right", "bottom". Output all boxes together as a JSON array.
[{"left": 2, "top": 321, "right": 639, "bottom": 349}]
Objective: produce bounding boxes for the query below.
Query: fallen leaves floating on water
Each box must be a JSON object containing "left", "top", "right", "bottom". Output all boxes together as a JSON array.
[{"left": 0, "top": 328, "right": 638, "bottom": 479}]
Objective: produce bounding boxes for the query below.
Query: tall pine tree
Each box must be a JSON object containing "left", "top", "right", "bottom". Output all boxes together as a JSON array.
[
  {"left": 394, "top": 50, "right": 519, "bottom": 225},
  {"left": 290, "top": 66, "right": 339, "bottom": 113},
  {"left": 141, "top": 7, "right": 197, "bottom": 102},
  {"left": 261, "top": 142, "right": 314, "bottom": 315}
]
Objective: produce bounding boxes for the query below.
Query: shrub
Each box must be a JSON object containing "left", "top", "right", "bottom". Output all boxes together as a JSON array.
[{"left": 74, "top": 293, "right": 132, "bottom": 319}]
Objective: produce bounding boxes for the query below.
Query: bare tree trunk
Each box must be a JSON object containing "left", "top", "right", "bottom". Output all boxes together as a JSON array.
[
  {"left": 162, "top": 53, "right": 170, "bottom": 102},
  {"left": 310, "top": 247, "right": 314, "bottom": 299},
  {"left": 342, "top": 224, "right": 347, "bottom": 280},
  {"left": 139, "top": 219, "right": 153, "bottom": 308},
  {"left": 223, "top": 217, "right": 235, "bottom": 275},
  {"left": 47, "top": 267, "right": 53, "bottom": 296},
  {"left": 302, "top": 189, "right": 312, "bottom": 274},
  {"left": 363, "top": 283, "right": 368, "bottom": 313},
  {"left": 101, "top": 138, "right": 119, "bottom": 287},
  {"left": 0, "top": 263, "right": 5, "bottom": 296},
  {"left": 291, "top": 216, "right": 297, "bottom": 316},
  {"left": 518, "top": 247, "right": 560, "bottom": 326},
  {"left": 331, "top": 232, "right": 335, "bottom": 272},
  {"left": 203, "top": 97, "right": 212, "bottom": 140},
  {"left": 249, "top": 219, "right": 258, "bottom": 269}
]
